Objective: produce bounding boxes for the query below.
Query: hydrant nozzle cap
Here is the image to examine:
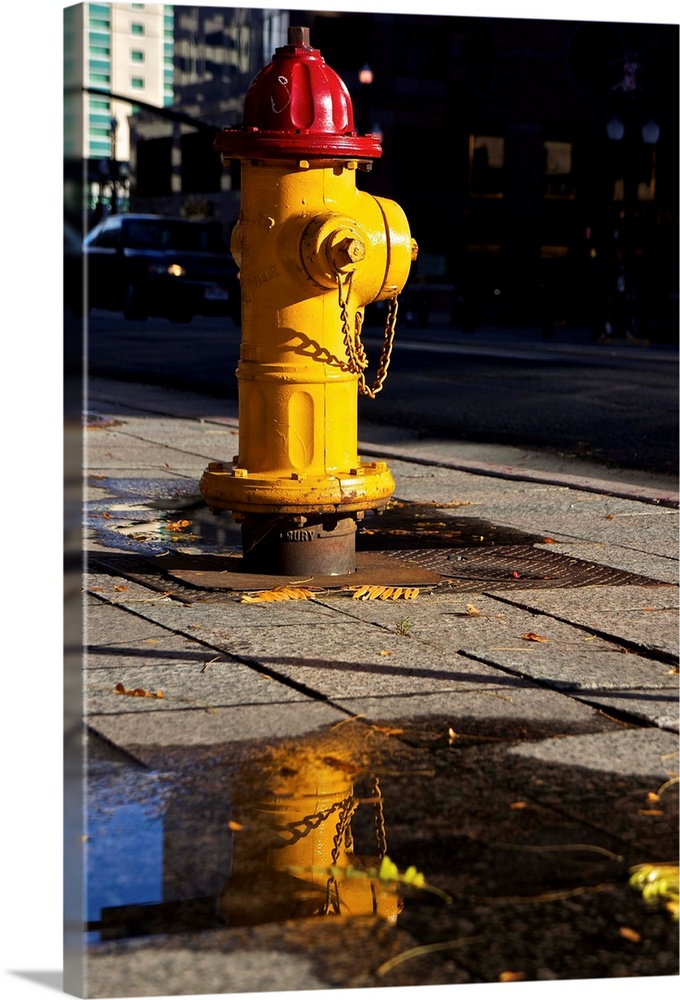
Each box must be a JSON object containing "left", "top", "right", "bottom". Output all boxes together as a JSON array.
[{"left": 214, "top": 27, "right": 382, "bottom": 162}]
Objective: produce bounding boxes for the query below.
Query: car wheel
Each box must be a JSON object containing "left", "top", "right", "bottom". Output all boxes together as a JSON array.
[{"left": 123, "top": 282, "right": 148, "bottom": 321}]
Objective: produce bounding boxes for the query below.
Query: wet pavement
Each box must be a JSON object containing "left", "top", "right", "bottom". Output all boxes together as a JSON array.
[{"left": 68, "top": 376, "right": 679, "bottom": 999}]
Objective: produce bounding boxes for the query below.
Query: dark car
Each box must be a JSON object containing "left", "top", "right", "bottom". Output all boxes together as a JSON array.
[{"left": 84, "top": 213, "right": 240, "bottom": 323}]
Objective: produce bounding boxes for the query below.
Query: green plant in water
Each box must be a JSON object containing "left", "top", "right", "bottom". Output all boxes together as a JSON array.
[
  {"left": 287, "top": 854, "right": 452, "bottom": 904},
  {"left": 629, "top": 863, "right": 679, "bottom": 920}
]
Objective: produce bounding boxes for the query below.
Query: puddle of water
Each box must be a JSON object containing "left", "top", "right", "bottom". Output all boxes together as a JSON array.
[{"left": 83, "top": 717, "right": 679, "bottom": 990}]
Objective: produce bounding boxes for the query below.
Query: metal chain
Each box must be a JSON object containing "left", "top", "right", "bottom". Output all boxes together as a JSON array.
[
  {"left": 274, "top": 797, "right": 349, "bottom": 846},
  {"left": 370, "top": 776, "right": 388, "bottom": 860},
  {"left": 323, "top": 794, "right": 359, "bottom": 915},
  {"left": 337, "top": 274, "right": 399, "bottom": 399}
]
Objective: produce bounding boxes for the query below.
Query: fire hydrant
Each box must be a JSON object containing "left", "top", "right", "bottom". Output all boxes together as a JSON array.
[
  {"left": 219, "top": 745, "right": 401, "bottom": 925},
  {"left": 200, "top": 26, "right": 416, "bottom": 576}
]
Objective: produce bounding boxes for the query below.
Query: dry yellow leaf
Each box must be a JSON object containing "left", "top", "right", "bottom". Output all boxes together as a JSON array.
[
  {"left": 509, "top": 801, "right": 527, "bottom": 810},
  {"left": 227, "top": 820, "right": 246, "bottom": 831},
  {"left": 618, "top": 926, "right": 641, "bottom": 943},
  {"left": 352, "top": 585, "right": 419, "bottom": 601},
  {"left": 638, "top": 809, "right": 664, "bottom": 817},
  {"left": 241, "top": 586, "right": 315, "bottom": 603},
  {"left": 466, "top": 604, "right": 481, "bottom": 616},
  {"left": 113, "top": 683, "right": 164, "bottom": 699},
  {"left": 522, "top": 632, "right": 549, "bottom": 642},
  {"left": 380, "top": 650, "right": 394, "bottom": 656},
  {"left": 166, "top": 519, "right": 191, "bottom": 532},
  {"left": 499, "top": 971, "right": 526, "bottom": 982},
  {"left": 646, "top": 792, "right": 661, "bottom": 804}
]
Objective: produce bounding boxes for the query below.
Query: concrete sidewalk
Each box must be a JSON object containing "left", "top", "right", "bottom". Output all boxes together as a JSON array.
[{"left": 71, "top": 376, "right": 679, "bottom": 998}]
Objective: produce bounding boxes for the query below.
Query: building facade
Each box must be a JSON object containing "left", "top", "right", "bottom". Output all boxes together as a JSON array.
[
  {"left": 128, "top": 6, "right": 288, "bottom": 227},
  {"left": 64, "top": 2, "right": 174, "bottom": 221}
]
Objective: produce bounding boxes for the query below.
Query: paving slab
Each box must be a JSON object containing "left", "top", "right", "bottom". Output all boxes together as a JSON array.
[
  {"left": 85, "top": 657, "right": 305, "bottom": 715},
  {"left": 460, "top": 646, "right": 677, "bottom": 691},
  {"left": 508, "top": 728, "right": 679, "bottom": 778},
  {"left": 488, "top": 586, "right": 679, "bottom": 658},
  {"left": 334, "top": 684, "right": 608, "bottom": 728},
  {"left": 87, "top": 700, "right": 347, "bottom": 750}
]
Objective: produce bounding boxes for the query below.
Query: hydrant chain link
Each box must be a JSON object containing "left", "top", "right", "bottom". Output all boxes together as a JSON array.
[{"left": 338, "top": 274, "right": 399, "bottom": 399}]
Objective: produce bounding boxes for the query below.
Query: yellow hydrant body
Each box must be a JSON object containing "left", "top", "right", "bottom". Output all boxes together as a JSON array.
[
  {"left": 220, "top": 747, "right": 401, "bottom": 925},
  {"left": 200, "top": 27, "right": 415, "bottom": 575}
]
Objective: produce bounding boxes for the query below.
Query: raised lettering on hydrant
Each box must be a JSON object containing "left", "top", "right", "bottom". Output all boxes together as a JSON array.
[{"left": 199, "top": 26, "right": 417, "bottom": 576}]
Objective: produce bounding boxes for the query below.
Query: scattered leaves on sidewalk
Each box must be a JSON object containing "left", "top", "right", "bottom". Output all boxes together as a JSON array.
[
  {"left": 241, "top": 586, "right": 317, "bottom": 603},
  {"left": 521, "top": 631, "right": 549, "bottom": 642},
  {"left": 352, "top": 585, "right": 419, "bottom": 601},
  {"left": 113, "top": 682, "right": 164, "bottom": 699},
  {"left": 499, "top": 971, "right": 526, "bottom": 982}
]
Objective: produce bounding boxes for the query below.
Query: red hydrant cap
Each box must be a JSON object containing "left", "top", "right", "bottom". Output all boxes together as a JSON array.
[{"left": 215, "top": 26, "right": 382, "bottom": 161}]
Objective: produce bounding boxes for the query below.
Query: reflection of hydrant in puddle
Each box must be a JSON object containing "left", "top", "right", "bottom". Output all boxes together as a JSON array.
[
  {"left": 200, "top": 26, "right": 416, "bottom": 577},
  {"left": 219, "top": 749, "right": 402, "bottom": 926}
]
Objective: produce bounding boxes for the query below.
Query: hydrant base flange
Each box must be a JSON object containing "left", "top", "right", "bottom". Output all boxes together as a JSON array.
[{"left": 199, "top": 461, "right": 395, "bottom": 516}]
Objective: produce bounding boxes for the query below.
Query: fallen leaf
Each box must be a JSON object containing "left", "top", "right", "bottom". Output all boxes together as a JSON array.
[
  {"left": 499, "top": 971, "right": 526, "bottom": 982},
  {"left": 113, "top": 683, "right": 164, "bottom": 699},
  {"left": 522, "top": 632, "right": 549, "bottom": 642},
  {"left": 466, "top": 604, "right": 482, "bottom": 617},
  {"left": 618, "top": 927, "right": 641, "bottom": 943},
  {"left": 166, "top": 519, "right": 191, "bottom": 532},
  {"left": 605, "top": 513, "right": 615, "bottom": 520},
  {"left": 241, "top": 586, "right": 316, "bottom": 603},
  {"left": 352, "top": 585, "right": 419, "bottom": 601},
  {"left": 646, "top": 792, "right": 661, "bottom": 804},
  {"left": 543, "top": 537, "right": 557, "bottom": 544},
  {"left": 113, "top": 585, "right": 128, "bottom": 592},
  {"left": 638, "top": 809, "right": 664, "bottom": 817},
  {"left": 509, "top": 801, "right": 527, "bottom": 810},
  {"left": 511, "top": 571, "right": 520, "bottom": 579},
  {"left": 380, "top": 649, "right": 394, "bottom": 656},
  {"left": 227, "top": 820, "right": 246, "bottom": 831}
]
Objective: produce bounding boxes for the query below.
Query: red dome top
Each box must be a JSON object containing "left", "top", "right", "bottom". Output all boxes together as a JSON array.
[{"left": 214, "top": 27, "right": 382, "bottom": 161}]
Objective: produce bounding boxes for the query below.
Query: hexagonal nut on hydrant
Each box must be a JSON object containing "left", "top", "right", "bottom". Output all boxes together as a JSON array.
[{"left": 329, "top": 235, "right": 366, "bottom": 271}]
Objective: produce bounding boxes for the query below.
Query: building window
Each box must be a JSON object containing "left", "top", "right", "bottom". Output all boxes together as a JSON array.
[
  {"left": 130, "top": 50, "right": 145, "bottom": 63},
  {"left": 469, "top": 135, "right": 504, "bottom": 198},
  {"left": 543, "top": 141, "right": 575, "bottom": 199},
  {"left": 89, "top": 73, "right": 111, "bottom": 85},
  {"left": 89, "top": 45, "right": 110, "bottom": 57},
  {"left": 90, "top": 99, "right": 111, "bottom": 111},
  {"left": 131, "top": 23, "right": 145, "bottom": 36},
  {"left": 131, "top": 77, "right": 145, "bottom": 90}
]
